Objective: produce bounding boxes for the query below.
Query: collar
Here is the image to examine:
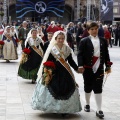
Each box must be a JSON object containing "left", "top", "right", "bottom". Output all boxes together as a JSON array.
[{"left": 90, "top": 35, "right": 99, "bottom": 39}]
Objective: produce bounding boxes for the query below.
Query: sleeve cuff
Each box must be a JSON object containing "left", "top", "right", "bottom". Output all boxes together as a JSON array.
[{"left": 78, "top": 66, "right": 84, "bottom": 68}]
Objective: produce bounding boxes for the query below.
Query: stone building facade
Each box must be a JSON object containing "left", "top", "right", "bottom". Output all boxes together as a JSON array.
[
  {"left": 0, "top": 0, "right": 100, "bottom": 23},
  {"left": 113, "top": 0, "right": 120, "bottom": 21},
  {"left": 0, "top": 0, "right": 119, "bottom": 24}
]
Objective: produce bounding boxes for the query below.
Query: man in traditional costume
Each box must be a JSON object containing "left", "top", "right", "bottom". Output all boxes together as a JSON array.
[
  {"left": 18, "top": 21, "right": 30, "bottom": 49},
  {"left": 77, "top": 22, "right": 112, "bottom": 119}
]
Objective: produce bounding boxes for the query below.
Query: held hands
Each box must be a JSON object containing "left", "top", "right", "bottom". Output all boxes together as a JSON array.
[
  {"left": 79, "top": 36, "right": 82, "bottom": 38},
  {"left": 5, "top": 34, "right": 12, "bottom": 40},
  {"left": 77, "top": 67, "right": 85, "bottom": 74}
]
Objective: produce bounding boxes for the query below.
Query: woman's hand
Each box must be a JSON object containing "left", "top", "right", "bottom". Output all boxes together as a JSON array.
[{"left": 78, "top": 67, "right": 85, "bottom": 73}]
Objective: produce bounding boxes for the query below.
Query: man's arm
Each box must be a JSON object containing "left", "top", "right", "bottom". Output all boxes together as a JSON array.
[{"left": 77, "top": 39, "right": 85, "bottom": 67}]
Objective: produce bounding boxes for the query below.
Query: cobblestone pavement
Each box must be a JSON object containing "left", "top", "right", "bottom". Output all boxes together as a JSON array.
[{"left": 0, "top": 46, "right": 120, "bottom": 120}]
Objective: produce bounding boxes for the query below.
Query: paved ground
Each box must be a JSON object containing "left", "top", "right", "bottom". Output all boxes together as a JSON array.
[{"left": 0, "top": 45, "right": 120, "bottom": 120}]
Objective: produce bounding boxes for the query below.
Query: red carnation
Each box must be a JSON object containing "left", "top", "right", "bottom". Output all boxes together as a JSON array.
[
  {"left": 23, "top": 48, "right": 31, "bottom": 54},
  {"left": 15, "top": 39, "right": 19, "bottom": 42},
  {"left": 107, "top": 61, "right": 113, "bottom": 65},
  {"left": 0, "top": 41, "right": 4, "bottom": 45},
  {"left": 43, "top": 61, "right": 56, "bottom": 69}
]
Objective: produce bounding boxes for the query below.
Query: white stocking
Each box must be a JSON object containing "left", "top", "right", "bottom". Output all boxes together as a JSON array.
[
  {"left": 94, "top": 93, "right": 102, "bottom": 112},
  {"left": 85, "top": 92, "right": 91, "bottom": 105}
]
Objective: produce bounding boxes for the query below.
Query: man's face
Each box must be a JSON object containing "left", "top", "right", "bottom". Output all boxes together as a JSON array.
[
  {"left": 23, "top": 22, "right": 27, "bottom": 27},
  {"left": 48, "top": 34, "right": 53, "bottom": 41},
  {"left": 88, "top": 26, "right": 98, "bottom": 37}
]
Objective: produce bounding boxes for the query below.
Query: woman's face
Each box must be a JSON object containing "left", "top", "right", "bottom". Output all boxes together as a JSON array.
[
  {"left": 11, "top": 27, "right": 14, "bottom": 31},
  {"left": 70, "top": 22, "right": 74, "bottom": 27},
  {"left": 56, "top": 34, "right": 65, "bottom": 46},
  {"left": 7, "top": 28, "right": 11, "bottom": 33},
  {"left": 31, "top": 30, "right": 37, "bottom": 38}
]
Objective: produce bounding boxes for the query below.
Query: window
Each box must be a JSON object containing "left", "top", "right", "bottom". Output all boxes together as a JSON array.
[
  {"left": 113, "top": 7, "right": 119, "bottom": 13},
  {"left": 114, "top": 2, "right": 119, "bottom": 6}
]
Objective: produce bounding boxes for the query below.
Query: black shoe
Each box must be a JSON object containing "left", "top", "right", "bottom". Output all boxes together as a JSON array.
[
  {"left": 84, "top": 105, "right": 90, "bottom": 112},
  {"left": 31, "top": 80, "right": 36, "bottom": 84},
  {"left": 6, "top": 60, "right": 10, "bottom": 63},
  {"left": 96, "top": 111, "right": 104, "bottom": 119},
  {"left": 61, "top": 113, "right": 69, "bottom": 117}
]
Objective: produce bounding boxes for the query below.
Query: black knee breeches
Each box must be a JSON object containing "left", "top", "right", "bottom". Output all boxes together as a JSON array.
[{"left": 83, "top": 67, "right": 104, "bottom": 94}]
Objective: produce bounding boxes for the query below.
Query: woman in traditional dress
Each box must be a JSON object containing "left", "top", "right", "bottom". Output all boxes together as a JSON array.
[
  {"left": 18, "top": 28, "right": 44, "bottom": 83},
  {"left": 11, "top": 26, "right": 18, "bottom": 40},
  {"left": 0, "top": 25, "right": 4, "bottom": 40},
  {"left": 0, "top": 25, "right": 4, "bottom": 59},
  {"left": 2, "top": 26, "right": 18, "bottom": 62},
  {"left": 31, "top": 31, "right": 82, "bottom": 116}
]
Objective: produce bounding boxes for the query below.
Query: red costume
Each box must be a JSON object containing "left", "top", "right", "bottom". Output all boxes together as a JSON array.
[{"left": 47, "top": 25, "right": 59, "bottom": 33}]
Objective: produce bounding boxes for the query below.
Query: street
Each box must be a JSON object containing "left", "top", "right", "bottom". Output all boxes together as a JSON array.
[{"left": 0, "top": 46, "right": 120, "bottom": 120}]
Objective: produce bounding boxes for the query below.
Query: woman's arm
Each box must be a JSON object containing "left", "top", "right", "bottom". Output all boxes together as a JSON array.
[{"left": 67, "top": 53, "right": 78, "bottom": 71}]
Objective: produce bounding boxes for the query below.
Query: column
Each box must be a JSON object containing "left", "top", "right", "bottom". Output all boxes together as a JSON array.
[
  {"left": 86, "top": 0, "right": 91, "bottom": 21},
  {"left": 77, "top": 0, "right": 80, "bottom": 20},
  {"left": 74, "top": 0, "right": 77, "bottom": 21},
  {"left": 3, "top": 0, "right": 7, "bottom": 24},
  {"left": 0, "top": 1, "right": 4, "bottom": 24}
]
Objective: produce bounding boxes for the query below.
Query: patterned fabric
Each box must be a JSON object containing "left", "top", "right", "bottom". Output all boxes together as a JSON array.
[
  {"left": 31, "top": 41, "right": 81, "bottom": 113},
  {"left": 27, "top": 37, "right": 44, "bottom": 56},
  {"left": 31, "top": 82, "right": 82, "bottom": 113},
  {"left": 51, "top": 44, "right": 71, "bottom": 60},
  {"left": 2, "top": 35, "right": 18, "bottom": 60},
  {"left": 0, "top": 48, "right": 3, "bottom": 59},
  {"left": 18, "top": 39, "right": 43, "bottom": 80},
  {"left": 18, "top": 66, "right": 39, "bottom": 80},
  {"left": 3, "top": 40, "right": 18, "bottom": 60}
]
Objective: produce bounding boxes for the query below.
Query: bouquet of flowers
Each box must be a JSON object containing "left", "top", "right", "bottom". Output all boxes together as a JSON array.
[
  {"left": 20, "top": 48, "right": 31, "bottom": 64},
  {"left": 105, "top": 61, "right": 113, "bottom": 73},
  {"left": 42, "top": 61, "right": 56, "bottom": 85},
  {"left": 107, "top": 61, "right": 113, "bottom": 66},
  {"left": 23, "top": 48, "right": 31, "bottom": 54},
  {"left": 0, "top": 41, "right": 4, "bottom": 49}
]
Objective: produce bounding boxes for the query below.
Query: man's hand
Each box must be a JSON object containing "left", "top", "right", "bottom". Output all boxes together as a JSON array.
[{"left": 105, "top": 67, "right": 111, "bottom": 74}]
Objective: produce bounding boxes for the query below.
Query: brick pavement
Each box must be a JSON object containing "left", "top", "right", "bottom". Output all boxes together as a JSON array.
[{"left": 0, "top": 46, "right": 120, "bottom": 120}]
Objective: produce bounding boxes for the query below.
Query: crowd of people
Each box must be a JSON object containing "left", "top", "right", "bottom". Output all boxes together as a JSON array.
[{"left": 0, "top": 20, "right": 114, "bottom": 119}]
